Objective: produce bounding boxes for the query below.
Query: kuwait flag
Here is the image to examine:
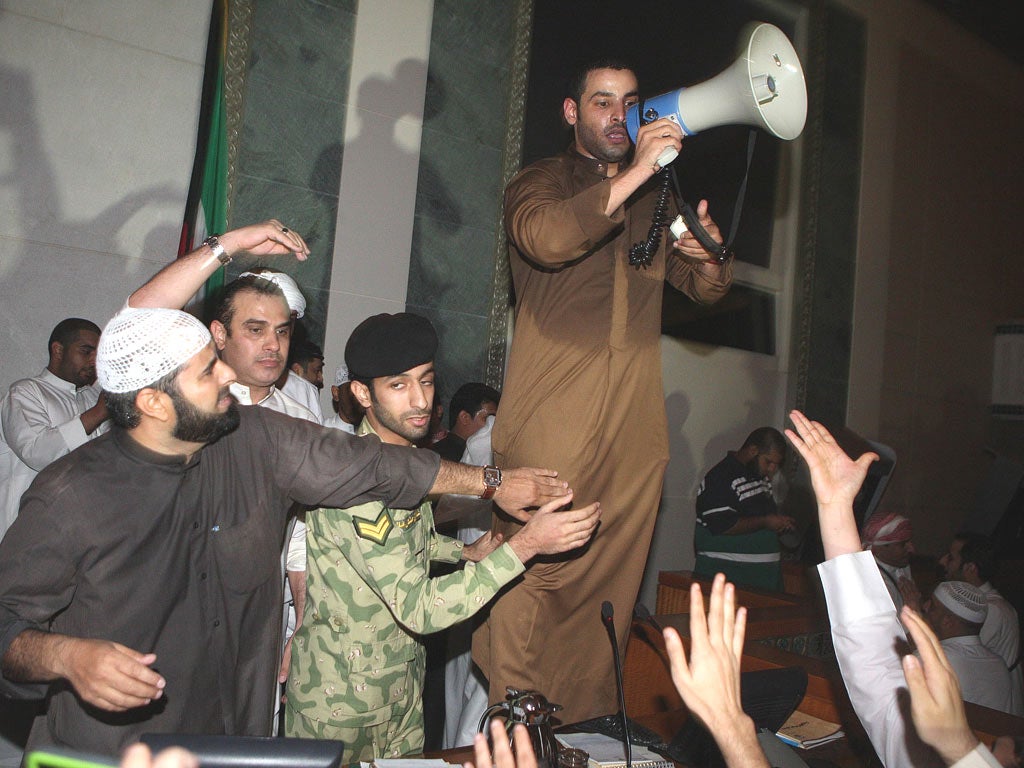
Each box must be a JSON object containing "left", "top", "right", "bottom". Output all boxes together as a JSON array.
[{"left": 179, "top": 0, "right": 229, "bottom": 298}]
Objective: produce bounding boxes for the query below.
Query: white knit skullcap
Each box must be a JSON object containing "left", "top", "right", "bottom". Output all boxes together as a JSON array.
[
  {"left": 97, "top": 307, "right": 211, "bottom": 393},
  {"left": 933, "top": 581, "right": 988, "bottom": 625},
  {"left": 239, "top": 270, "right": 306, "bottom": 318},
  {"left": 334, "top": 363, "right": 350, "bottom": 386}
]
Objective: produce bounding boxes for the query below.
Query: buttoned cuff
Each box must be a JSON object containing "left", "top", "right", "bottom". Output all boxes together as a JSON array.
[{"left": 57, "top": 416, "right": 90, "bottom": 452}]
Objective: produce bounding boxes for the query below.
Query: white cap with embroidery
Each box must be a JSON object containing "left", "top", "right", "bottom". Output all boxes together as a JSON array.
[{"left": 97, "top": 307, "right": 211, "bottom": 393}]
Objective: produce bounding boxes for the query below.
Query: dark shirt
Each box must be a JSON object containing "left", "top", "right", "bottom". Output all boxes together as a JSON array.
[
  {"left": 429, "top": 433, "right": 466, "bottom": 463},
  {"left": 695, "top": 452, "right": 776, "bottom": 535},
  {"left": 0, "top": 405, "right": 439, "bottom": 755}
]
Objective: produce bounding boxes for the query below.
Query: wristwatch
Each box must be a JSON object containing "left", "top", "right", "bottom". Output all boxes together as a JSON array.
[
  {"left": 203, "top": 234, "right": 231, "bottom": 265},
  {"left": 480, "top": 465, "right": 502, "bottom": 500}
]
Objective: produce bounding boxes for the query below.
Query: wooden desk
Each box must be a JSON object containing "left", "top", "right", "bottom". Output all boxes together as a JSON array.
[
  {"left": 657, "top": 571, "right": 807, "bottom": 612},
  {"left": 430, "top": 709, "right": 869, "bottom": 767}
]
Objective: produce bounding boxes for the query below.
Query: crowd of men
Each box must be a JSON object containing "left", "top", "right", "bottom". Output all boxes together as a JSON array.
[{"left": 1, "top": 54, "right": 1021, "bottom": 768}]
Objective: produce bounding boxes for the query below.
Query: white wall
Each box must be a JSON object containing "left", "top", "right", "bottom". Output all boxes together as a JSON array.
[
  {"left": 0, "top": 1, "right": 209, "bottom": 391},
  {"left": 320, "top": 0, "right": 435, "bottom": 403}
]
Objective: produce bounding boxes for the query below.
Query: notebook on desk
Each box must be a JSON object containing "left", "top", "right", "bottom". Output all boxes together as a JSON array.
[{"left": 556, "top": 732, "right": 673, "bottom": 768}]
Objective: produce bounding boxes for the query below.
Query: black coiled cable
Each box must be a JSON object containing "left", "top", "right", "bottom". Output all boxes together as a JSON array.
[{"left": 628, "top": 169, "right": 671, "bottom": 269}]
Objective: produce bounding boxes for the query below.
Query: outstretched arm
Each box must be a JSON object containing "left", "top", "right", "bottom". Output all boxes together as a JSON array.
[
  {"left": 129, "top": 220, "right": 309, "bottom": 310},
  {"left": 784, "top": 410, "right": 877, "bottom": 559},
  {"left": 663, "top": 573, "right": 769, "bottom": 768}
]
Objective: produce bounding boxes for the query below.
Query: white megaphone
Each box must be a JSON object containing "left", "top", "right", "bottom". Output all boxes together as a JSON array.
[{"left": 625, "top": 21, "right": 807, "bottom": 170}]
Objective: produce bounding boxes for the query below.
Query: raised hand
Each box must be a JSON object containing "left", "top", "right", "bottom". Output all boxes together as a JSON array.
[
  {"left": 899, "top": 606, "right": 979, "bottom": 766},
  {"left": 219, "top": 219, "right": 310, "bottom": 261},
  {"left": 663, "top": 574, "right": 769, "bottom": 768},
  {"left": 784, "top": 410, "right": 877, "bottom": 559},
  {"left": 465, "top": 721, "right": 538, "bottom": 768}
]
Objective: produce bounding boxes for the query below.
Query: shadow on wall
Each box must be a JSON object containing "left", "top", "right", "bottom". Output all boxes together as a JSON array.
[{"left": 0, "top": 63, "right": 183, "bottom": 391}]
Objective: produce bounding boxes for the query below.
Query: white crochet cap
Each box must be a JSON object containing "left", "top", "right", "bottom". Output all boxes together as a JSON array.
[
  {"left": 239, "top": 269, "right": 306, "bottom": 318},
  {"left": 97, "top": 307, "right": 211, "bottom": 393},
  {"left": 933, "top": 581, "right": 988, "bottom": 624},
  {"left": 334, "top": 363, "right": 350, "bottom": 387}
]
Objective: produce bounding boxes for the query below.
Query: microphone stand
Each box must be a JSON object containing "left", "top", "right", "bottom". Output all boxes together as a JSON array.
[{"left": 601, "top": 600, "right": 632, "bottom": 768}]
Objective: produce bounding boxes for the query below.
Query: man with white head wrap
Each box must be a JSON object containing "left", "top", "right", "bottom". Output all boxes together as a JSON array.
[
  {"left": 0, "top": 298, "right": 568, "bottom": 757},
  {"left": 238, "top": 268, "right": 325, "bottom": 423},
  {"left": 862, "top": 511, "right": 915, "bottom": 610},
  {"left": 925, "top": 581, "right": 1014, "bottom": 713}
]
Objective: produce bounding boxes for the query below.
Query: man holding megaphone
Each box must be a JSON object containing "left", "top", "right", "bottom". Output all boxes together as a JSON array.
[{"left": 474, "top": 60, "right": 734, "bottom": 723}]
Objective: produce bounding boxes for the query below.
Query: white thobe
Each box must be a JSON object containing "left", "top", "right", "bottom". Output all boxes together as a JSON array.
[
  {"left": 978, "top": 582, "right": 1023, "bottom": 715},
  {"left": 0, "top": 369, "right": 104, "bottom": 535},
  {"left": 941, "top": 634, "right": 1013, "bottom": 713},
  {"left": 280, "top": 371, "right": 324, "bottom": 423}
]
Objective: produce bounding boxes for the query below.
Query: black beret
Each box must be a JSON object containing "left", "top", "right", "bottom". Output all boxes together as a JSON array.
[{"left": 345, "top": 313, "right": 438, "bottom": 379}]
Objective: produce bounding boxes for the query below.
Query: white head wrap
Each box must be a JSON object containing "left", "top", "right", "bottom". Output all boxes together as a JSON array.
[
  {"left": 933, "top": 581, "right": 988, "bottom": 625},
  {"left": 97, "top": 307, "right": 211, "bottom": 393},
  {"left": 239, "top": 270, "right": 306, "bottom": 318},
  {"left": 334, "top": 363, "right": 350, "bottom": 387}
]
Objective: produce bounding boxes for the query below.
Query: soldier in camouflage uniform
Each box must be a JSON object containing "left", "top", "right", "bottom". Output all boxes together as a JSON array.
[{"left": 284, "top": 313, "right": 600, "bottom": 761}]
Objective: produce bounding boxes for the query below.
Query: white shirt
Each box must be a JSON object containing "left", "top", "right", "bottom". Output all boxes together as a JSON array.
[
  {"left": 978, "top": 581, "right": 1023, "bottom": 714},
  {"left": 820, "top": 552, "right": 1017, "bottom": 767},
  {"left": 820, "top": 551, "right": 946, "bottom": 768},
  {"left": 873, "top": 556, "right": 912, "bottom": 611},
  {"left": 941, "top": 634, "right": 1014, "bottom": 713},
  {"left": 0, "top": 369, "right": 105, "bottom": 535},
  {"left": 323, "top": 413, "right": 356, "bottom": 434},
  {"left": 280, "top": 371, "right": 324, "bottom": 423}
]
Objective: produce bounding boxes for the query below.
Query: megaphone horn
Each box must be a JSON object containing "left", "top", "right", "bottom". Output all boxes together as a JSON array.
[{"left": 625, "top": 21, "right": 808, "bottom": 145}]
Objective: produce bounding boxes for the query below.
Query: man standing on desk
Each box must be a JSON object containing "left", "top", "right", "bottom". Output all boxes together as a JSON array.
[{"left": 475, "top": 59, "right": 733, "bottom": 722}]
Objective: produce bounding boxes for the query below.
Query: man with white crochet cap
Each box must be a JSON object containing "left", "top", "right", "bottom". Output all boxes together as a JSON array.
[
  {"left": 925, "top": 580, "right": 1014, "bottom": 713},
  {"left": 129, "top": 225, "right": 321, "bottom": 722},
  {"left": 0, "top": 297, "right": 567, "bottom": 756},
  {"left": 325, "top": 363, "right": 361, "bottom": 434}
]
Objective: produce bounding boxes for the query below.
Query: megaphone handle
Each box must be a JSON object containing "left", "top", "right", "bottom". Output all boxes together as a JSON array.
[{"left": 679, "top": 201, "right": 732, "bottom": 264}]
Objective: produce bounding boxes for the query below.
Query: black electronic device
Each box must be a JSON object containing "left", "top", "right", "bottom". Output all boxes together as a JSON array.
[{"left": 140, "top": 734, "right": 344, "bottom": 768}]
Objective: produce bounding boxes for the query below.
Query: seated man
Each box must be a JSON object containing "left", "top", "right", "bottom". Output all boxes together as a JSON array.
[
  {"left": 285, "top": 313, "right": 600, "bottom": 761},
  {"left": 862, "top": 510, "right": 915, "bottom": 610},
  {"left": 925, "top": 581, "right": 1013, "bottom": 713},
  {"left": 786, "top": 410, "right": 1010, "bottom": 768},
  {"left": 694, "top": 427, "right": 794, "bottom": 590},
  {"left": 940, "top": 532, "right": 1023, "bottom": 714}
]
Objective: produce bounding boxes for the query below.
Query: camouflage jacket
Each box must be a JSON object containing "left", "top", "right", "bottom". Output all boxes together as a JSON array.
[{"left": 286, "top": 419, "right": 525, "bottom": 727}]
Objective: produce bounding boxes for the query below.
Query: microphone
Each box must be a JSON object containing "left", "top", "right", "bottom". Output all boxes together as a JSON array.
[
  {"left": 601, "top": 600, "right": 632, "bottom": 768},
  {"left": 632, "top": 602, "right": 663, "bottom": 633}
]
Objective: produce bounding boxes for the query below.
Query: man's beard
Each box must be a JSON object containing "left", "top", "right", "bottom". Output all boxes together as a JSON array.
[{"left": 170, "top": 388, "right": 240, "bottom": 444}]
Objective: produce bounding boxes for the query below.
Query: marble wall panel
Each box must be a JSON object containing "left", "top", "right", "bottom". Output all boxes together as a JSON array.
[{"left": 406, "top": 0, "right": 517, "bottom": 403}]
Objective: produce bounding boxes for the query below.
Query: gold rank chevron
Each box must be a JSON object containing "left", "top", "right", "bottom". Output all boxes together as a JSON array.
[{"left": 353, "top": 508, "right": 394, "bottom": 545}]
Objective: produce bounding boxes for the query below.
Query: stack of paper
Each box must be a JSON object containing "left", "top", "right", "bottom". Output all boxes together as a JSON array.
[
  {"left": 556, "top": 733, "right": 673, "bottom": 768},
  {"left": 774, "top": 711, "right": 844, "bottom": 749}
]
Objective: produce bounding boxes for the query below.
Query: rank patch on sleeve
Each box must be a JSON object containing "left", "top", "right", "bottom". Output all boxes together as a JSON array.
[{"left": 353, "top": 509, "right": 394, "bottom": 545}]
